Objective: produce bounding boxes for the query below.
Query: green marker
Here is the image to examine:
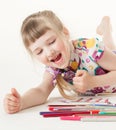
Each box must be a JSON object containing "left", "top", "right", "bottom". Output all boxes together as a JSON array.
[{"left": 99, "top": 111, "right": 116, "bottom": 115}]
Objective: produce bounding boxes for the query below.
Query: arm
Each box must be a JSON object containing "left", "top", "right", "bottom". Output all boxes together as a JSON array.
[
  {"left": 73, "top": 47, "right": 116, "bottom": 93},
  {"left": 21, "top": 71, "right": 54, "bottom": 110},
  {"left": 93, "top": 47, "right": 116, "bottom": 86},
  {"left": 4, "top": 71, "right": 54, "bottom": 114}
]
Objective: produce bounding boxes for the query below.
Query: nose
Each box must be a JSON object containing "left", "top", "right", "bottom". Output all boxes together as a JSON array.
[{"left": 45, "top": 48, "right": 55, "bottom": 58}]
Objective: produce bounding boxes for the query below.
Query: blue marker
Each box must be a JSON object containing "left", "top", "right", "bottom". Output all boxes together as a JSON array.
[{"left": 92, "top": 103, "right": 116, "bottom": 107}]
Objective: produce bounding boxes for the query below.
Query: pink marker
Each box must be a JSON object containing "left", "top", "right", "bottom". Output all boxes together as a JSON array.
[
  {"left": 60, "top": 115, "right": 116, "bottom": 121},
  {"left": 60, "top": 115, "right": 81, "bottom": 121}
]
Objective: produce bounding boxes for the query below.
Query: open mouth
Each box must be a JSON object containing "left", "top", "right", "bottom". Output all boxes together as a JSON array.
[{"left": 51, "top": 53, "right": 62, "bottom": 63}]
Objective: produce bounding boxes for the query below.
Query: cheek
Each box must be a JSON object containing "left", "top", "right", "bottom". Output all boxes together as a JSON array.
[
  {"left": 57, "top": 41, "right": 70, "bottom": 57},
  {"left": 35, "top": 55, "right": 47, "bottom": 64},
  {"left": 55, "top": 41, "right": 66, "bottom": 51}
]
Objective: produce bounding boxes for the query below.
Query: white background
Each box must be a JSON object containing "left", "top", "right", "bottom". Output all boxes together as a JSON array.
[{"left": 0, "top": 0, "right": 116, "bottom": 129}]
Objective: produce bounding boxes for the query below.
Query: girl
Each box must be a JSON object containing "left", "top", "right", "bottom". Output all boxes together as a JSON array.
[{"left": 4, "top": 10, "right": 116, "bottom": 114}]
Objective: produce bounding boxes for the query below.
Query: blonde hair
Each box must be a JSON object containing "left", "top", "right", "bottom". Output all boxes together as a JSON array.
[{"left": 21, "top": 10, "right": 78, "bottom": 100}]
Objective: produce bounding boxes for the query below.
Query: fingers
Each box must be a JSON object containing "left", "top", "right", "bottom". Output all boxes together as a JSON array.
[
  {"left": 73, "top": 84, "right": 87, "bottom": 93},
  {"left": 5, "top": 94, "right": 20, "bottom": 106},
  {"left": 73, "top": 77, "right": 87, "bottom": 93},
  {"left": 75, "top": 70, "right": 87, "bottom": 77},
  {"left": 11, "top": 88, "right": 20, "bottom": 98},
  {"left": 4, "top": 101, "right": 20, "bottom": 114},
  {"left": 73, "top": 70, "right": 87, "bottom": 84},
  {"left": 3, "top": 88, "right": 21, "bottom": 114},
  {"left": 73, "top": 70, "right": 88, "bottom": 93}
]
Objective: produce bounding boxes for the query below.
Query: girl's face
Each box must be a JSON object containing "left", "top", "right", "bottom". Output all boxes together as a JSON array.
[{"left": 29, "top": 30, "right": 71, "bottom": 69}]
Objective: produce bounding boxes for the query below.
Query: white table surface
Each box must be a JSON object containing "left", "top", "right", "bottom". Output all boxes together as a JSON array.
[{"left": 0, "top": 88, "right": 116, "bottom": 130}]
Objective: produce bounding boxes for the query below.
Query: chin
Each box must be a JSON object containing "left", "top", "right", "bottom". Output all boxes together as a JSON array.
[
  {"left": 51, "top": 63, "right": 67, "bottom": 69},
  {"left": 51, "top": 58, "right": 69, "bottom": 69},
  {"left": 58, "top": 62, "right": 69, "bottom": 69}
]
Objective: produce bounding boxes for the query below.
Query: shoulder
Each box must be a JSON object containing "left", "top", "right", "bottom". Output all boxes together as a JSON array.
[
  {"left": 73, "top": 37, "right": 102, "bottom": 49},
  {"left": 73, "top": 37, "right": 105, "bottom": 62},
  {"left": 45, "top": 66, "right": 60, "bottom": 77},
  {"left": 40, "top": 70, "right": 55, "bottom": 87},
  {"left": 45, "top": 66, "right": 62, "bottom": 82},
  {"left": 97, "top": 47, "right": 116, "bottom": 71}
]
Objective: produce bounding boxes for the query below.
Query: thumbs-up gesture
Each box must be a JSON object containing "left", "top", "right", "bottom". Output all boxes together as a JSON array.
[
  {"left": 73, "top": 70, "right": 94, "bottom": 93},
  {"left": 4, "top": 88, "right": 21, "bottom": 114}
]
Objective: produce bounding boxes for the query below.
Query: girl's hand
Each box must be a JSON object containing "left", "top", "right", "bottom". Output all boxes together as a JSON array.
[
  {"left": 3, "top": 88, "right": 22, "bottom": 114},
  {"left": 73, "top": 70, "right": 94, "bottom": 93}
]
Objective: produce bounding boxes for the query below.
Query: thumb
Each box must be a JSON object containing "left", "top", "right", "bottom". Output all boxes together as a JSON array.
[
  {"left": 75, "top": 70, "right": 86, "bottom": 77},
  {"left": 11, "top": 88, "right": 20, "bottom": 98}
]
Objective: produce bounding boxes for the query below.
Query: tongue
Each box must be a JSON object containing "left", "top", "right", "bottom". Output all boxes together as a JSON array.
[{"left": 54, "top": 54, "right": 61, "bottom": 62}]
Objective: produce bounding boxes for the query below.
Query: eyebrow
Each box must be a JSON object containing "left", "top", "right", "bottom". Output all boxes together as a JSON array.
[
  {"left": 34, "top": 47, "right": 41, "bottom": 52},
  {"left": 29, "top": 43, "right": 41, "bottom": 52},
  {"left": 46, "top": 35, "right": 55, "bottom": 43},
  {"left": 30, "top": 34, "right": 56, "bottom": 52}
]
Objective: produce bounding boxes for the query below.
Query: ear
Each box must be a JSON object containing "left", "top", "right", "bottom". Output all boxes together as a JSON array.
[{"left": 63, "top": 27, "right": 70, "bottom": 36}]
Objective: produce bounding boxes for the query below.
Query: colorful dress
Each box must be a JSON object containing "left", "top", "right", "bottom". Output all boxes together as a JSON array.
[{"left": 46, "top": 38, "right": 116, "bottom": 95}]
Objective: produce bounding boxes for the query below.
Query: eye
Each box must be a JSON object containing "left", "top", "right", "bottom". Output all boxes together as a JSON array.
[
  {"left": 36, "top": 49, "right": 43, "bottom": 55},
  {"left": 49, "top": 39, "right": 56, "bottom": 45}
]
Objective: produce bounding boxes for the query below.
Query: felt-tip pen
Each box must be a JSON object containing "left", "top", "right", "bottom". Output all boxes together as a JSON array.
[{"left": 60, "top": 115, "right": 116, "bottom": 122}]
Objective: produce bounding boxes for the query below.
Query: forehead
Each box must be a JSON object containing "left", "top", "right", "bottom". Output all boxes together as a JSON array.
[{"left": 29, "top": 30, "right": 56, "bottom": 52}]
